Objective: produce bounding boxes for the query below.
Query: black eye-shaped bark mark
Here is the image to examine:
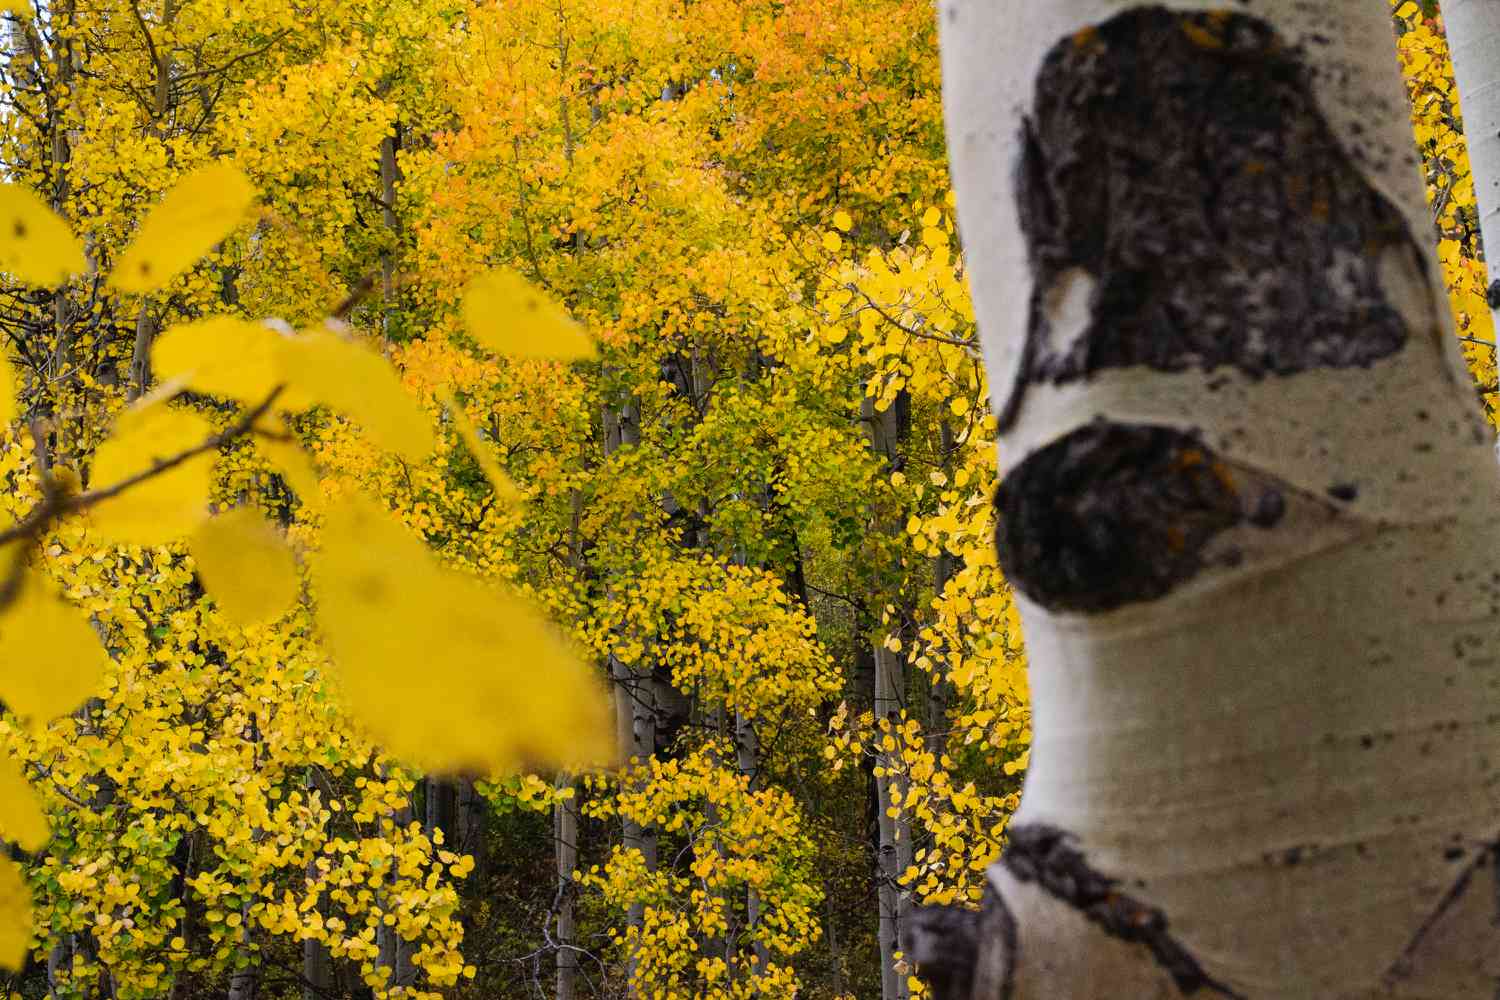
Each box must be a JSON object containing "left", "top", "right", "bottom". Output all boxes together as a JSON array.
[
  {"left": 1004, "top": 825, "right": 1245, "bottom": 998},
  {"left": 995, "top": 421, "right": 1248, "bottom": 613},
  {"left": 998, "top": 6, "right": 1424, "bottom": 431}
]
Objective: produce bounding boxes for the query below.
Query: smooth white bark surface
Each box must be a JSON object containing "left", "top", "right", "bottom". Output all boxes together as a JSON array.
[
  {"left": 938, "top": 2, "right": 1500, "bottom": 996},
  {"left": 1444, "top": 0, "right": 1500, "bottom": 391}
]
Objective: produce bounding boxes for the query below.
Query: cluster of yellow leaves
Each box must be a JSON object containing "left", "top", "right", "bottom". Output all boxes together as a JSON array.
[
  {"left": 582, "top": 748, "right": 822, "bottom": 999},
  {"left": 0, "top": 163, "right": 611, "bottom": 976}
]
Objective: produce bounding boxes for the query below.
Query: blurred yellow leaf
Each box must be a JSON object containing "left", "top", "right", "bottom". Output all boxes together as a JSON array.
[
  {"left": 0, "top": 756, "right": 45, "bottom": 852},
  {"left": 254, "top": 426, "right": 323, "bottom": 510},
  {"left": 276, "top": 329, "right": 433, "bottom": 462},
  {"left": 0, "top": 184, "right": 83, "bottom": 287},
  {"left": 0, "top": 1, "right": 31, "bottom": 16},
  {"left": 439, "top": 391, "right": 520, "bottom": 502},
  {"left": 190, "top": 507, "right": 299, "bottom": 625},
  {"left": 152, "top": 316, "right": 284, "bottom": 402},
  {"left": 832, "top": 210, "right": 852, "bottom": 232},
  {"left": 110, "top": 163, "right": 256, "bottom": 293},
  {"left": 0, "top": 569, "right": 106, "bottom": 724},
  {"left": 0, "top": 858, "right": 28, "bottom": 969},
  {"left": 89, "top": 399, "right": 215, "bottom": 543},
  {"left": 921, "top": 205, "right": 942, "bottom": 228},
  {"left": 313, "top": 494, "right": 612, "bottom": 772},
  {"left": 461, "top": 269, "right": 595, "bottom": 360},
  {"left": 822, "top": 231, "right": 842, "bottom": 252}
]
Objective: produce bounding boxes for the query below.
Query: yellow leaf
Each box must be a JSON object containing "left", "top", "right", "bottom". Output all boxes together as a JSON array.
[
  {"left": 0, "top": 569, "right": 106, "bottom": 724},
  {"left": 254, "top": 429, "right": 323, "bottom": 510},
  {"left": 832, "top": 210, "right": 853, "bottom": 232},
  {"left": 461, "top": 269, "right": 595, "bottom": 360},
  {"left": 152, "top": 317, "right": 284, "bottom": 403},
  {"left": 921, "top": 206, "right": 942, "bottom": 228},
  {"left": 0, "top": 1, "right": 31, "bottom": 16},
  {"left": 312, "top": 494, "right": 612, "bottom": 773},
  {"left": 440, "top": 391, "right": 520, "bottom": 502},
  {"left": 190, "top": 507, "right": 299, "bottom": 625},
  {"left": 0, "top": 184, "right": 83, "bottom": 286},
  {"left": 0, "top": 756, "right": 44, "bottom": 852},
  {"left": 0, "top": 857, "right": 29, "bottom": 970},
  {"left": 822, "top": 231, "right": 842, "bottom": 252},
  {"left": 276, "top": 329, "right": 433, "bottom": 462},
  {"left": 110, "top": 163, "right": 256, "bottom": 293},
  {"left": 88, "top": 399, "right": 215, "bottom": 543}
]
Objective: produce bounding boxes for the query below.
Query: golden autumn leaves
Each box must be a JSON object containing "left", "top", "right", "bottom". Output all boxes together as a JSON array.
[{"left": 0, "top": 165, "right": 614, "bottom": 964}]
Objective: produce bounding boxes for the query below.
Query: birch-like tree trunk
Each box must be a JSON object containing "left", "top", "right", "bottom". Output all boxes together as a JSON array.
[
  {"left": 913, "top": 3, "right": 1500, "bottom": 997},
  {"left": 603, "top": 396, "right": 657, "bottom": 995},
  {"left": 554, "top": 773, "right": 580, "bottom": 1000},
  {"left": 865, "top": 394, "right": 914, "bottom": 1000},
  {"left": 1443, "top": 1, "right": 1500, "bottom": 349}
]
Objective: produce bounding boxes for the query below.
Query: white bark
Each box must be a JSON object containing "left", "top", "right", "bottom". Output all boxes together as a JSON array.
[
  {"left": 866, "top": 395, "right": 914, "bottom": 1000},
  {"left": 931, "top": 2, "right": 1500, "bottom": 997},
  {"left": 1442, "top": 1, "right": 1500, "bottom": 344}
]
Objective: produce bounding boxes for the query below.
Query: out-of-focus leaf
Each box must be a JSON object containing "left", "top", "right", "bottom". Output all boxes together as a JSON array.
[
  {"left": 0, "top": 184, "right": 83, "bottom": 287},
  {"left": 89, "top": 399, "right": 215, "bottom": 543},
  {"left": 110, "top": 163, "right": 256, "bottom": 293},
  {"left": 313, "top": 494, "right": 612, "bottom": 773},
  {"left": 0, "top": 569, "right": 106, "bottom": 725},
  {"left": 277, "top": 329, "right": 434, "bottom": 462},
  {"left": 461, "top": 269, "right": 595, "bottom": 360},
  {"left": 152, "top": 316, "right": 284, "bottom": 403},
  {"left": 190, "top": 506, "right": 300, "bottom": 625}
]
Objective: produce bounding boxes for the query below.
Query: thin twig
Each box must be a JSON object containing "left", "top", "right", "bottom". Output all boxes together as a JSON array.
[{"left": 0, "top": 388, "right": 284, "bottom": 611}]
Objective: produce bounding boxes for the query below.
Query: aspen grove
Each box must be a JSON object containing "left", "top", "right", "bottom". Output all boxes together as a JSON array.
[{"left": 0, "top": 2, "right": 1485, "bottom": 1000}]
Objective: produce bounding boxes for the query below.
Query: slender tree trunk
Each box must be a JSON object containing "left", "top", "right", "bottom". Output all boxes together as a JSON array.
[
  {"left": 379, "top": 126, "right": 401, "bottom": 344},
  {"left": 554, "top": 774, "right": 579, "bottom": 1000},
  {"left": 1444, "top": 0, "right": 1500, "bottom": 362},
  {"left": 126, "top": 0, "right": 175, "bottom": 400},
  {"left": 734, "top": 708, "right": 770, "bottom": 981},
  {"left": 603, "top": 396, "right": 655, "bottom": 994},
  {"left": 916, "top": 3, "right": 1500, "bottom": 997},
  {"left": 865, "top": 395, "right": 913, "bottom": 1000},
  {"left": 376, "top": 796, "right": 416, "bottom": 994},
  {"left": 455, "top": 779, "right": 486, "bottom": 876},
  {"left": 927, "top": 421, "right": 960, "bottom": 753},
  {"left": 225, "top": 900, "right": 258, "bottom": 1000}
]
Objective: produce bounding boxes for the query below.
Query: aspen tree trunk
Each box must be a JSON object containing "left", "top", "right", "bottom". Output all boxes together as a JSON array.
[
  {"left": 127, "top": 0, "right": 175, "bottom": 400},
  {"left": 225, "top": 900, "right": 258, "bottom": 1000},
  {"left": 376, "top": 796, "right": 416, "bottom": 994},
  {"left": 912, "top": 2, "right": 1500, "bottom": 998},
  {"left": 1443, "top": 0, "right": 1500, "bottom": 350},
  {"left": 735, "top": 708, "right": 771, "bottom": 980},
  {"left": 379, "top": 126, "right": 401, "bottom": 344},
  {"left": 927, "top": 421, "right": 960, "bottom": 753},
  {"left": 603, "top": 396, "right": 656, "bottom": 994},
  {"left": 303, "top": 771, "right": 335, "bottom": 1000},
  {"left": 865, "top": 394, "right": 913, "bottom": 1000},
  {"left": 554, "top": 773, "right": 580, "bottom": 1000}
]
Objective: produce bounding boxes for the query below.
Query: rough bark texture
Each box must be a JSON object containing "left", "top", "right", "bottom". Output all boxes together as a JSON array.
[
  {"left": 1003, "top": 7, "right": 1425, "bottom": 431},
  {"left": 938, "top": 1, "right": 1500, "bottom": 997}
]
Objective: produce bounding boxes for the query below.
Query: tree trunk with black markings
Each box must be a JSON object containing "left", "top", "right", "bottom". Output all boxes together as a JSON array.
[{"left": 922, "top": 2, "right": 1500, "bottom": 997}]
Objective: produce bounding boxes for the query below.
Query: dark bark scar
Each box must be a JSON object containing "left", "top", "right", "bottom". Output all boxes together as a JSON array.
[
  {"left": 994, "top": 420, "right": 1248, "bottom": 613},
  {"left": 999, "top": 6, "right": 1426, "bottom": 432},
  {"left": 1003, "top": 824, "right": 1245, "bottom": 997}
]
